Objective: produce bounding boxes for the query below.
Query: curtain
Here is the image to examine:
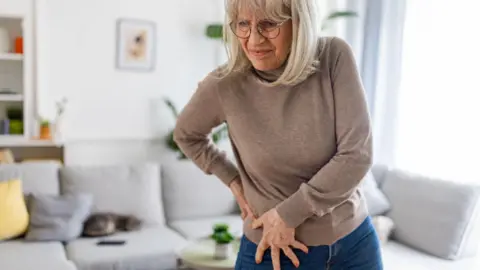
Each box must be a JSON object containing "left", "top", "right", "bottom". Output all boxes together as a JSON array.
[
  {"left": 393, "top": 0, "right": 480, "bottom": 183},
  {"left": 330, "top": 0, "right": 407, "bottom": 166}
]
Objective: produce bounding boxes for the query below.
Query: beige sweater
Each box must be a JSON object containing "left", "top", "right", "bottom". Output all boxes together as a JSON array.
[{"left": 173, "top": 37, "right": 373, "bottom": 246}]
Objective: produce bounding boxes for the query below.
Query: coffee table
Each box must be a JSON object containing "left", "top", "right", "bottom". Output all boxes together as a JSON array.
[{"left": 177, "top": 238, "right": 241, "bottom": 270}]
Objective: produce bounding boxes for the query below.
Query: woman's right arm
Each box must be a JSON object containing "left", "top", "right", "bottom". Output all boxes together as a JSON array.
[{"left": 173, "top": 74, "right": 239, "bottom": 187}]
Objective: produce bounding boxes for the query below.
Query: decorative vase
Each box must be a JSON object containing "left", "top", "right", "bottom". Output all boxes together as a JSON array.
[
  {"left": 52, "top": 115, "right": 64, "bottom": 144},
  {"left": 15, "top": 37, "right": 23, "bottom": 54},
  {"left": 0, "top": 27, "right": 10, "bottom": 53},
  {"left": 214, "top": 243, "right": 232, "bottom": 260}
]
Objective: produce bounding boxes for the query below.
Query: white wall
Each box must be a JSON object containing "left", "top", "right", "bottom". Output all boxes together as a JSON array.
[
  {"left": 34, "top": 0, "right": 345, "bottom": 165},
  {"left": 36, "top": 0, "right": 223, "bottom": 141},
  {"left": 0, "top": 0, "right": 30, "bottom": 17}
]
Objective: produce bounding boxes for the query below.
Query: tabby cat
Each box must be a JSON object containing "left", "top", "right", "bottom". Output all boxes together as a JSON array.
[{"left": 82, "top": 213, "right": 142, "bottom": 237}]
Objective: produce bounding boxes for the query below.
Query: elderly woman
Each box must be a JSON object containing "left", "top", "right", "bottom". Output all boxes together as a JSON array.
[{"left": 173, "top": 0, "right": 382, "bottom": 269}]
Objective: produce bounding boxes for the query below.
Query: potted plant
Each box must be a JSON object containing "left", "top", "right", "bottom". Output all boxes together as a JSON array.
[
  {"left": 210, "top": 223, "right": 235, "bottom": 260},
  {"left": 39, "top": 119, "right": 51, "bottom": 140},
  {"left": 163, "top": 98, "right": 229, "bottom": 160}
]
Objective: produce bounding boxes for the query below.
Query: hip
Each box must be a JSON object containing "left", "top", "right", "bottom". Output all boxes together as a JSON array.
[
  {"left": 235, "top": 216, "right": 383, "bottom": 270},
  {"left": 243, "top": 197, "right": 370, "bottom": 246}
]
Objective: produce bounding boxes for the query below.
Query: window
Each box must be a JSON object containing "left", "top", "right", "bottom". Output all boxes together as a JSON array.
[{"left": 393, "top": 0, "right": 480, "bottom": 183}]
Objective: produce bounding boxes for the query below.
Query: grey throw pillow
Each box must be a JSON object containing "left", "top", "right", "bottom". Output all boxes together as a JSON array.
[
  {"left": 25, "top": 193, "right": 93, "bottom": 242},
  {"left": 360, "top": 171, "right": 391, "bottom": 216}
]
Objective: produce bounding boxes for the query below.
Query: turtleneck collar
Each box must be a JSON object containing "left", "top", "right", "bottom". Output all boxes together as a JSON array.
[{"left": 251, "top": 60, "right": 287, "bottom": 83}]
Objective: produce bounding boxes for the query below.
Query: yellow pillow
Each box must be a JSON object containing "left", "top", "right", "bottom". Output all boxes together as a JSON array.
[{"left": 0, "top": 179, "right": 29, "bottom": 240}]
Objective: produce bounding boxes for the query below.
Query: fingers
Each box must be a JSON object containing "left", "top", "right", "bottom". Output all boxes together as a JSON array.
[
  {"left": 241, "top": 205, "right": 255, "bottom": 221},
  {"left": 291, "top": 240, "right": 309, "bottom": 254},
  {"left": 251, "top": 216, "right": 263, "bottom": 229},
  {"left": 282, "top": 246, "right": 299, "bottom": 268},
  {"left": 271, "top": 246, "right": 281, "bottom": 270},
  {"left": 255, "top": 238, "right": 268, "bottom": 264},
  {"left": 240, "top": 209, "right": 246, "bottom": 220}
]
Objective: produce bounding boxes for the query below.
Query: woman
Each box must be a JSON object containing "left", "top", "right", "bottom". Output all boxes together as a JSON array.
[{"left": 173, "top": 0, "right": 383, "bottom": 269}]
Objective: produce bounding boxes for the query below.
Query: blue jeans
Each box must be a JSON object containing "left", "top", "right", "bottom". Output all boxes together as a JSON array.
[{"left": 235, "top": 216, "right": 383, "bottom": 269}]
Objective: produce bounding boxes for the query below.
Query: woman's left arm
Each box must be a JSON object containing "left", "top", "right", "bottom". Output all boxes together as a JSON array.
[{"left": 275, "top": 38, "right": 373, "bottom": 229}]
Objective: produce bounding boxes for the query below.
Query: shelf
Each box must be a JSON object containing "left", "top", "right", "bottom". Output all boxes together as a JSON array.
[
  {"left": 0, "top": 53, "right": 23, "bottom": 61},
  {"left": 0, "top": 135, "right": 62, "bottom": 147},
  {"left": 0, "top": 94, "right": 23, "bottom": 101}
]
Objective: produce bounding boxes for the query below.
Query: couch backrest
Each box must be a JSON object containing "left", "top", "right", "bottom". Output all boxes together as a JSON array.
[
  {"left": 0, "top": 161, "right": 61, "bottom": 196},
  {"left": 59, "top": 163, "right": 165, "bottom": 226},
  {"left": 160, "top": 160, "right": 238, "bottom": 222},
  {"left": 381, "top": 168, "right": 480, "bottom": 260},
  {"left": 1, "top": 160, "right": 238, "bottom": 226}
]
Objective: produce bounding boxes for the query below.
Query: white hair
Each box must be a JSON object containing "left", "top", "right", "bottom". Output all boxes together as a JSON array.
[{"left": 218, "top": 0, "right": 324, "bottom": 86}]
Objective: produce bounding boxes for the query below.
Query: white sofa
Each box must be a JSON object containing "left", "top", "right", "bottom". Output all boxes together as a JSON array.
[{"left": 0, "top": 161, "right": 479, "bottom": 270}]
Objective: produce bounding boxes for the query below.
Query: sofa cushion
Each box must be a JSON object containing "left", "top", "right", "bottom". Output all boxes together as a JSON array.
[
  {"left": 371, "top": 163, "right": 389, "bottom": 187},
  {"left": 360, "top": 171, "right": 391, "bottom": 216},
  {"left": 0, "top": 179, "right": 29, "bottom": 241},
  {"left": 25, "top": 193, "right": 93, "bottom": 241},
  {"left": 0, "top": 241, "right": 76, "bottom": 270},
  {"left": 169, "top": 214, "right": 243, "bottom": 240},
  {"left": 0, "top": 161, "right": 61, "bottom": 196},
  {"left": 161, "top": 160, "right": 237, "bottom": 221},
  {"left": 382, "top": 242, "right": 480, "bottom": 270},
  {"left": 60, "top": 163, "right": 164, "bottom": 226},
  {"left": 66, "top": 227, "right": 187, "bottom": 270},
  {"left": 382, "top": 169, "right": 480, "bottom": 260},
  {"left": 372, "top": 215, "right": 395, "bottom": 245}
]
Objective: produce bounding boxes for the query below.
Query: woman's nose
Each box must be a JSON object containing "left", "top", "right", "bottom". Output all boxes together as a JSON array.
[{"left": 248, "top": 26, "right": 266, "bottom": 45}]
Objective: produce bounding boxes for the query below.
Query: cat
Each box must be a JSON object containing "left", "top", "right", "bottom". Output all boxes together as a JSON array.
[{"left": 82, "top": 212, "right": 142, "bottom": 237}]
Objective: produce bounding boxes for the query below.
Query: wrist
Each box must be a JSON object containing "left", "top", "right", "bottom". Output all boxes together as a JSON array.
[{"left": 229, "top": 176, "right": 243, "bottom": 196}]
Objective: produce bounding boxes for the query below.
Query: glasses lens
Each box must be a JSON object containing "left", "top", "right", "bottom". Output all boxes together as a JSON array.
[
  {"left": 230, "top": 20, "right": 250, "bottom": 38},
  {"left": 258, "top": 20, "right": 281, "bottom": 39},
  {"left": 229, "top": 19, "right": 283, "bottom": 39}
]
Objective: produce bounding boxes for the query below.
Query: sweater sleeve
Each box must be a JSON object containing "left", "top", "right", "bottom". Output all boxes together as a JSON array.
[
  {"left": 173, "top": 73, "right": 239, "bottom": 187},
  {"left": 275, "top": 38, "right": 373, "bottom": 228}
]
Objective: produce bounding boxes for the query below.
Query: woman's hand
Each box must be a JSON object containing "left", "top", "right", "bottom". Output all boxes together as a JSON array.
[
  {"left": 252, "top": 208, "right": 309, "bottom": 270},
  {"left": 229, "top": 177, "right": 255, "bottom": 220}
]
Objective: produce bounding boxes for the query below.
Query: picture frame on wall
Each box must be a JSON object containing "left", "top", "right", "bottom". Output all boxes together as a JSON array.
[{"left": 115, "top": 18, "right": 156, "bottom": 71}]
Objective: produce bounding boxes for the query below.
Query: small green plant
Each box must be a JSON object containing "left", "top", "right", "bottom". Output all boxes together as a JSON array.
[
  {"left": 210, "top": 223, "right": 235, "bottom": 244},
  {"left": 163, "top": 98, "right": 229, "bottom": 160},
  {"left": 206, "top": 24, "right": 223, "bottom": 39},
  {"left": 40, "top": 119, "right": 50, "bottom": 128}
]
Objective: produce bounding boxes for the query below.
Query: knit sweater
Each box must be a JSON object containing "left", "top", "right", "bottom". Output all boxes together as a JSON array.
[{"left": 173, "top": 37, "right": 373, "bottom": 246}]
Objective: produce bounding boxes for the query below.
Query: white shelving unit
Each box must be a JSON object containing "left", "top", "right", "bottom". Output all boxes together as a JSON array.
[
  {"left": 0, "top": 0, "right": 63, "bottom": 163},
  {"left": 0, "top": 52, "right": 23, "bottom": 61},
  {"left": 0, "top": 7, "right": 36, "bottom": 147}
]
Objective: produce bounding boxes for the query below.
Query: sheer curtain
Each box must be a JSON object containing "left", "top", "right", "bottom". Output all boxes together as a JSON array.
[{"left": 393, "top": 0, "right": 480, "bottom": 183}]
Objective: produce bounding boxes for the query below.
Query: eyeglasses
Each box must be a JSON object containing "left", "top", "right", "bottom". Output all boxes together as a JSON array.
[{"left": 229, "top": 19, "right": 287, "bottom": 39}]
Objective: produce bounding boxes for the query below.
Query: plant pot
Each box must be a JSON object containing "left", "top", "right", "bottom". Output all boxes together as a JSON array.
[
  {"left": 40, "top": 125, "right": 51, "bottom": 140},
  {"left": 214, "top": 243, "right": 232, "bottom": 260}
]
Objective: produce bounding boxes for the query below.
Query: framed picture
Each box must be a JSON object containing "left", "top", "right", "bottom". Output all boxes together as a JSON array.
[{"left": 115, "top": 18, "right": 156, "bottom": 71}]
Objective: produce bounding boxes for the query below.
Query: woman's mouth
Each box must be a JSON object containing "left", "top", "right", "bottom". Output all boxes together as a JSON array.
[{"left": 249, "top": 50, "right": 273, "bottom": 59}]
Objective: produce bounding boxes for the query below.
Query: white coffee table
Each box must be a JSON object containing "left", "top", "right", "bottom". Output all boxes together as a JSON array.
[{"left": 177, "top": 238, "right": 241, "bottom": 270}]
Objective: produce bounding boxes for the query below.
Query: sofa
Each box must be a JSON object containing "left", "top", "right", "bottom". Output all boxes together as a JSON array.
[{"left": 0, "top": 160, "right": 479, "bottom": 270}]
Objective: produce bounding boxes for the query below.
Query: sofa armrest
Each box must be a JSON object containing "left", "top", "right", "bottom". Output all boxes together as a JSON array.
[{"left": 381, "top": 168, "right": 480, "bottom": 260}]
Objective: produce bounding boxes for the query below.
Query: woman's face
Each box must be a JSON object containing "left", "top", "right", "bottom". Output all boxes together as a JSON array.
[{"left": 235, "top": 10, "right": 292, "bottom": 71}]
